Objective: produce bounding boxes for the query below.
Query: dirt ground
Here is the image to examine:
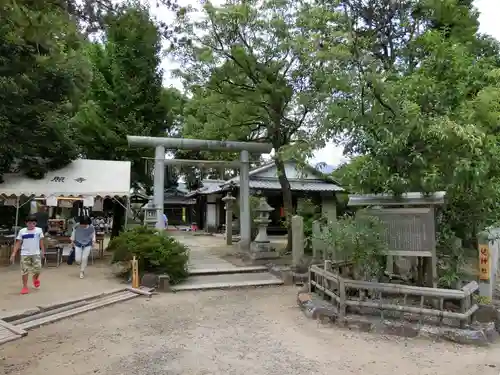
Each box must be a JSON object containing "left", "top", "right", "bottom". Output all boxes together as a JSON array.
[
  {"left": 1, "top": 286, "right": 499, "bottom": 375},
  {"left": 0, "top": 257, "right": 123, "bottom": 315}
]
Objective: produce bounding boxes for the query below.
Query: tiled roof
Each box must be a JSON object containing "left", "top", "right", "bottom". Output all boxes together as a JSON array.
[
  {"left": 185, "top": 162, "right": 345, "bottom": 196},
  {"left": 247, "top": 179, "right": 344, "bottom": 192},
  {"left": 185, "top": 179, "right": 227, "bottom": 197}
]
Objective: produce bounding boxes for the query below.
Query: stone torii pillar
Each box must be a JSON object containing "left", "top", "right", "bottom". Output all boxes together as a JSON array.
[{"left": 126, "top": 136, "right": 272, "bottom": 250}]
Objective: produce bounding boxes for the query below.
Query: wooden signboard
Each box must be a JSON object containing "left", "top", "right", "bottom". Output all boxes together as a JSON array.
[
  {"left": 131, "top": 256, "right": 140, "bottom": 289},
  {"left": 479, "top": 244, "right": 490, "bottom": 280}
]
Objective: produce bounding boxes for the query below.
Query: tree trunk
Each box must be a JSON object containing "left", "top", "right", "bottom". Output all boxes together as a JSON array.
[
  {"left": 111, "top": 199, "right": 125, "bottom": 239},
  {"left": 274, "top": 158, "right": 294, "bottom": 252}
]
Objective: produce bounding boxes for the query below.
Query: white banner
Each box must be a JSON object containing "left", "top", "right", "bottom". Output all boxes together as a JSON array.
[
  {"left": 45, "top": 196, "right": 58, "bottom": 207},
  {"left": 83, "top": 196, "right": 94, "bottom": 207}
]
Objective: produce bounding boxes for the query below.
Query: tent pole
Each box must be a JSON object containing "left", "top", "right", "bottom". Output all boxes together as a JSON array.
[
  {"left": 124, "top": 196, "right": 130, "bottom": 229},
  {"left": 14, "top": 196, "right": 20, "bottom": 238}
]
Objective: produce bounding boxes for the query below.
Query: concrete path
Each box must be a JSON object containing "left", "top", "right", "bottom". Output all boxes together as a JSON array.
[
  {"left": 176, "top": 234, "right": 239, "bottom": 271},
  {"left": 172, "top": 234, "right": 283, "bottom": 291}
]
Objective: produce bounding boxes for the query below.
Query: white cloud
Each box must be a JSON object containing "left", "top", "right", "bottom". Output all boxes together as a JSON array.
[{"left": 150, "top": 0, "right": 500, "bottom": 166}]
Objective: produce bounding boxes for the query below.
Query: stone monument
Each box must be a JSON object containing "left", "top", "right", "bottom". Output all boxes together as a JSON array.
[
  {"left": 249, "top": 197, "right": 279, "bottom": 260},
  {"left": 142, "top": 197, "right": 159, "bottom": 228},
  {"left": 222, "top": 192, "right": 236, "bottom": 245},
  {"left": 478, "top": 229, "right": 500, "bottom": 301},
  {"left": 291, "top": 215, "right": 305, "bottom": 268}
]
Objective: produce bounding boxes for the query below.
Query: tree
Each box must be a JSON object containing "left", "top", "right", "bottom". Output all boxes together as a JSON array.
[
  {"left": 73, "top": 2, "right": 172, "bottom": 235},
  {"left": 171, "top": 0, "right": 347, "bottom": 249},
  {"left": 74, "top": 3, "right": 170, "bottom": 187},
  {"left": 318, "top": 0, "right": 500, "bottom": 245},
  {"left": 0, "top": 0, "right": 90, "bottom": 182}
]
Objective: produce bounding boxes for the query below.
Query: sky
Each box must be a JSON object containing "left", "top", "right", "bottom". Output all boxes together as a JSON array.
[{"left": 151, "top": 0, "right": 500, "bottom": 166}]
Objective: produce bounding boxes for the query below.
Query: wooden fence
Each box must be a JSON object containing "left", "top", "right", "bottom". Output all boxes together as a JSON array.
[{"left": 309, "top": 261, "right": 479, "bottom": 328}]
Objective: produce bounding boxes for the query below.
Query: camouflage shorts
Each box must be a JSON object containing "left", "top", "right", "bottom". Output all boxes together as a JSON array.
[{"left": 20, "top": 255, "right": 42, "bottom": 275}]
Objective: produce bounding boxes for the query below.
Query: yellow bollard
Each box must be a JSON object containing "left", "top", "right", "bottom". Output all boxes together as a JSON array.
[{"left": 131, "top": 256, "right": 140, "bottom": 289}]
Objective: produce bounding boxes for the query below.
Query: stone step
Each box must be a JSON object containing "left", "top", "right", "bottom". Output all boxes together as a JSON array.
[
  {"left": 188, "top": 266, "right": 268, "bottom": 276},
  {"left": 171, "top": 272, "right": 283, "bottom": 292}
]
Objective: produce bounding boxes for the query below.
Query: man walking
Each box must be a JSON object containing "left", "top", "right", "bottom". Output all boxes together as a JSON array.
[{"left": 10, "top": 215, "right": 45, "bottom": 295}]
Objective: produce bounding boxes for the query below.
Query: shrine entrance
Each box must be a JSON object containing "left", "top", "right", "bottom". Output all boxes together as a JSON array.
[{"left": 127, "top": 136, "right": 272, "bottom": 250}]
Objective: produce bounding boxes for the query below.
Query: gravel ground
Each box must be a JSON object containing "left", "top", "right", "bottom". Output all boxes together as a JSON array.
[
  {"left": 1, "top": 286, "right": 499, "bottom": 375},
  {"left": 0, "top": 260, "right": 123, "bottom": 314}
]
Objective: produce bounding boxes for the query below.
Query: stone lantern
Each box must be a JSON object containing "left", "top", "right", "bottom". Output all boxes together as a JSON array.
[
  {"left": 142, "top": 197, "right": 159, "bottom": 228},
  {"left": 250, "top": 197, "right": 278, "bottom": 259},
  {"left": 222, "top": 192, "right": 236, "bottom": 245}
]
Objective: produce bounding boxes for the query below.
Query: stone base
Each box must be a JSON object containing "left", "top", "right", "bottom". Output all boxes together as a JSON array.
[
  {"left": 297, "top": 291, "right": 499, "bottom": 346},
  {"left": 193, "top": 232, "right": 214, "bottom": 237},
  {"left": 249, "top": 251, "right": 280, "bottom": 260},
  {"left": 141, "top": 273, "right": 159, "bottom": 289},
  {"left": 157, "top": 274, "right": 171, "bottom": 292},
  {"left": 268, "top": 265, "right": 308, "bottom": 286},
  {"left": 250, "top": 241, "right": 272, "bottom": 253},
  {"left": 238, "top": 239, "right": 250, "bottom": 251}
]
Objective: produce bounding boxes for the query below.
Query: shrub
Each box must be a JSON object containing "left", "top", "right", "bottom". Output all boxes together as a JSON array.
[
  {"left": 108, "top": 226, "right": 189, "bottom": 284},
  {"left": 320, "top": 213, "right": 387, "bottom": 281}
]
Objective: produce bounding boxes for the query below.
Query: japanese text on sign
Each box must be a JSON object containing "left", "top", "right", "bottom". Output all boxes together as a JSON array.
[{"left": 479, "top": 244, "right": 490, "bottom": 280}]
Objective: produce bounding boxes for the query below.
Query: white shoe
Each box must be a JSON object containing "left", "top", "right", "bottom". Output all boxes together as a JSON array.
[{"left": 79, "top": 271, "right": 84, "bottom": 279}]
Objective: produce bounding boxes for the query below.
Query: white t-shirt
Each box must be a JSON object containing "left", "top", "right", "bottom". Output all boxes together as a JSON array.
[{"left": 16, "top": 227, "right": 44, "bottom": 256}]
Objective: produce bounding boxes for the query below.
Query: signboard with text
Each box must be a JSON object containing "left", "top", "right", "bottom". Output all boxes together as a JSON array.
[{"left": 479, "top": 244, "right": 490, "bottom": 280}]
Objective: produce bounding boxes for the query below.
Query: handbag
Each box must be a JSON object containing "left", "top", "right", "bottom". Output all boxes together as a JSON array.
[{"left": 67, "top": 247, "right": 75, "bottom": 265}]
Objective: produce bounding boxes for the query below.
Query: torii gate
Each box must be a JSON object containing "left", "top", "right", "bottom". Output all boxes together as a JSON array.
[{"left": 127, "top": 136, "right": 273, "bottom": 250}]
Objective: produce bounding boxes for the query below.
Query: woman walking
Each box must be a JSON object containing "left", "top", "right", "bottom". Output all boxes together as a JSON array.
[{"left": 71, "top": 216, "right": 96, "bottom": 279}]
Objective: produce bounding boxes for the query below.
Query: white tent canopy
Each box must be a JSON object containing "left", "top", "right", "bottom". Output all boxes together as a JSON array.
[{"left": 0, "top": 159, "right": 131, "bottom": 198}]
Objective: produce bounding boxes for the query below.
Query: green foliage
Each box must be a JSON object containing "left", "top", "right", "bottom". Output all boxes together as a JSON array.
[
  {"left": 73, "top": 2, "right": 177, "bottom": 190},
  {"left": 318, "top": 0, "right": 500, "bottom": 250},
  {"left": 320, "top": 214, "right": 387, "bottom": 281},
  {"left": 108, "top": 226, "right": 189, "bottom": 284},
  {"left": 436, "top": 225, "right": 466, "bottom": 289},
  {"left": 0, "top": 0, "right": 90, "bottom": 181},
  {"left": 171, "top": 0, "right": 350, "bottom": 250},
  {"left": 473, "top": 295, "right": 492, "bottom": 305}
]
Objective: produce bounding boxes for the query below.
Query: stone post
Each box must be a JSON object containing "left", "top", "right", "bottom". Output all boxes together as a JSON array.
[
  {"left": 222, "top": 192, "right": 236, "bottom": 245},
  {"left": 478, "top": 230, "right": 499, "bottom": 301},
  {"left": 239, "top": 150, "right": 251, "bottom": 250},
  {"left": 153, "top": 145, "right": 165, "bottom": 230},
  {"left": 292, "top": 215, "right": 304, "bottom": 268},
  {"left": 312, "top": 220, "right": 327, "bottom": 262},
  {"left": 249, "top": 197, "right": 278, "bottom": 259}
]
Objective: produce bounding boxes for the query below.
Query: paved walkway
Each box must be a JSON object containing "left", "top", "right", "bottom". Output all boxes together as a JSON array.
[
  {"left": 171, "top": 233, "right": 283, "bottom": 291},
  {"left": 174, "top": 234, "right": 240, "bottom": 271}
]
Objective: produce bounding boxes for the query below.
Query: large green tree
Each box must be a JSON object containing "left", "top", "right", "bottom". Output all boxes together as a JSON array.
[
  {"left": 0, "top": 0, "right": 90, "bottom": 182},
  {"left": 171, "top": 0, "right": 348, "bottom": 248},
  {"left": 74, "top": 2, "right": 171, "bottom": 189},
  {"left": 73, "top": 2, "right": 175, "bottom": 235},
  {"left": 319, "top": 0, "right": 500, "bottom": 245}
]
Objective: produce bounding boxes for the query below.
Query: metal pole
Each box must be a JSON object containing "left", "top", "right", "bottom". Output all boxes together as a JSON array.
[
  {"left": 239, "top": 150, "right": 251, "bottom": 250},
  {"left": 124, "top": 196, "right": 130, "bottom": 229},
  {"left": 128, "top": 136, "right": 273, "bottom": 154},
  {"left": 14, "top": 196, "right": 20, "bottom": 238},
  {"left": 154, "top": 146, "right": 165, "bottom": 230}
]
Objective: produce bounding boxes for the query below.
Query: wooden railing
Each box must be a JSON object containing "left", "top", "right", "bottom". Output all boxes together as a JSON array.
[{"left": 309, "top": 262, "right": 479, "bottom": 328}]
